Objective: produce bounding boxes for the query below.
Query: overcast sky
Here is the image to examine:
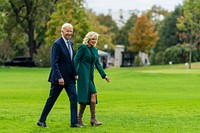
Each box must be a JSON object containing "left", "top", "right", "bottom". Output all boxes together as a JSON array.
[
  {"left": 84, "top": 0, "right": 183, "bottom": 13},
  {"left": 84, "top": 0, "right": 183, "bottom": 23}
]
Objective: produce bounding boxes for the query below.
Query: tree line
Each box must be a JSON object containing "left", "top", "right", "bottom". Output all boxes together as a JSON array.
[{"left": 0, "top": 0, "right": 200, "bottom": 68}]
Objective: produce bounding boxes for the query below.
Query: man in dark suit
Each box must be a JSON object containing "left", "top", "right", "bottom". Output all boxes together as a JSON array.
[{"left": 37, "top": 23, "right": 81, "bottom": 128}]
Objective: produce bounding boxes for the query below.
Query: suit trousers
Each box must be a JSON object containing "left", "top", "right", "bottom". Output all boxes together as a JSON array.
[{"left": 39, "top": 80, "right": 78, "bottom": 124}]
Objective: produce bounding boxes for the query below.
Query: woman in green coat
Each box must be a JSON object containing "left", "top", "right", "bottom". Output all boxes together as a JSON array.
[{"left": 74, "top": 31, "right": 110, "bottom": 126}]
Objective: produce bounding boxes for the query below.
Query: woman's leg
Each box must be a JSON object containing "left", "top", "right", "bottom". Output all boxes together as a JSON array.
[
  {"left": 90, "top": 93, "right": 102, "bottom": 126},
  {"left": 78, "top": 103, "right": 87, "bottom": 126}
]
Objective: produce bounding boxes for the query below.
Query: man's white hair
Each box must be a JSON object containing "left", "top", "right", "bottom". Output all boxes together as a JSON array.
[{"left": 61, "top": 23, "right": 73, "bottom": 31}]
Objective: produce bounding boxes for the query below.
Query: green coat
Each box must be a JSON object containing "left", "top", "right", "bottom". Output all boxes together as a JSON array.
[{"left": 74, "top": 44, "right": 106, "bottom": 103}]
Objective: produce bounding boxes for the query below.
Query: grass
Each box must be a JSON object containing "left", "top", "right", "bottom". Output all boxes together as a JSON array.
[{"left": 0, "top": 63, "right": 200, "bottom": 133}]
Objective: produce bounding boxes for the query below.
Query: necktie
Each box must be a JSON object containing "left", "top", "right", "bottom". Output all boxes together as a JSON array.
[{"left": 67, "top": 41, "right": 72, "bottom": 60}]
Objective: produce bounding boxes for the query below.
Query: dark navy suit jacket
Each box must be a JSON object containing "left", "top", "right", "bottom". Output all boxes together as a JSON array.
[{"left": 48, "top": 37, "right": 77, "bottom": 84}]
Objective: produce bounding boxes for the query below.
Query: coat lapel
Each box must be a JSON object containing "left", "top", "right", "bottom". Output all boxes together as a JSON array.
[{"left": 60, "top": 37, "right": 72, "bottom": 61}]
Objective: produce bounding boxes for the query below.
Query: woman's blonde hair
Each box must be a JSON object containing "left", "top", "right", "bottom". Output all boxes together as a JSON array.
[{"left": 82, "top": 31, "right": 99, "bottom": 46}]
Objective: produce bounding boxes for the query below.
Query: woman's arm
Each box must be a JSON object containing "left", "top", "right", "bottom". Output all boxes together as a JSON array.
[{"left": 74, "top": 44, "right": 86, "bottom": 73}]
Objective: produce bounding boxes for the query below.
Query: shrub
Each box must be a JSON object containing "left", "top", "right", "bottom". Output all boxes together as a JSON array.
[{"left": 34, "top": 45, "right": 50, "bottom": 67}]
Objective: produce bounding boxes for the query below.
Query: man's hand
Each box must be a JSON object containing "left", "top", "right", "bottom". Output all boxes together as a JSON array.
[
  {"left": 58, "top": 78, "right": 65, "bottom": 86},
  {"left": 74, "top": 75, "right": 79, "bottom": 80}
]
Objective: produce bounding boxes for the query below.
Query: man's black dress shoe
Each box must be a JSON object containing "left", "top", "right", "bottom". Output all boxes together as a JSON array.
[
  {"left": 70, "top": 123, "right": 82, "bottom": 128},
  {"left": 37, "top": 121, "right": 48, "bottom": 128}
]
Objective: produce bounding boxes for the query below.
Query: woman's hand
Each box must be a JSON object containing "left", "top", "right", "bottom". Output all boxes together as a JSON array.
[{"left": 105, "top": 76, "right": 110, "bottom": 82}]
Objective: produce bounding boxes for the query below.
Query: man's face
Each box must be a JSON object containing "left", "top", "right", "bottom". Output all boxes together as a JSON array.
[{"left": 62, "top": 26, "right": 73, "bottom": 40}]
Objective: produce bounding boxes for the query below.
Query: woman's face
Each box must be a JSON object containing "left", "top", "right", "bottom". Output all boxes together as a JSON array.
[{"left": 88, "top": 36, "right": 97, "bottom": 46}]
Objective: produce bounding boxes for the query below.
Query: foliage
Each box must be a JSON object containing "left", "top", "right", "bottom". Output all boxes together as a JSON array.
[
  {"left": 0, "top": 0, "right": 12, "bottom": 63},
  {"left": 96, "top": 14, "right": 119, "bottom": 50},
  {"left": 115, "top": 13, "right": 137, "bottom": 47},
  {"left": 1, "top": 0, "right": 29, "bottom": 56},
  {"left": 176, "top": 0, "right": 200, "bottom": 68},
  {"left": 0, "top": 1, "right": 8, "bottom": 42},
  {"left": 149, "top": 52, "right": 165, "bottom": 65},
  {"left": 35, "top": 0, "right": 90, "bottom": 66},
  {"left": 33, "top": 45, "right": 50, "bottom": 67},
  {"left": 163, "top": 43, "right": 195, "bottom": 64},
  {"left": 154, "top": 6, "right": 182, "bottom": 52},
  {"left": 97, "top": 14, "right": 119, "bottom": 34},
  {"left": 150, "top": 45, "right": 200, "bottom": 66},
  {"left": 2, "top": 0, "right": 56, "bottom": 57},
  {"left": 0, "top": 41, "right": 15, "bottom": 65},
  {"left": 85, "top": 10, "right": 114, "bottom": 50},
  {"left": 146, "top": 5, "right": 170, "bottom": 30},
  {"left": 133, "top": 55, "right": 141, "bottom": 66},
  {"left": 128, "top": 14, "right": 159, "bottom": 53},
  {"left": 177, "top": 0, "right": 200, "bottom": 46},
  {"left": 45, "top": 0, "right": 90, "bottom": 50}
]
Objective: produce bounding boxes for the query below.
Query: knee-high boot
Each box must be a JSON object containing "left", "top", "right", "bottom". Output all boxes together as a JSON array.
[
  {"left": 90, "top": 102, "right": 102, "bottom": 126},
  {"left": 78, "top": 103, "right": 87, "bottom": 126}
]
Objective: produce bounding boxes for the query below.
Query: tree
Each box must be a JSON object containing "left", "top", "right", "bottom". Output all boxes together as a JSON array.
[
  {"left": 96, "top": 14, "right": 118, "bottom": 51},
  {"left": 97, "top": 14, "right": 118, "bottom": 34},
  {"left": 128, "top": 14, "right": 159, "bottom": 53},
  {"left": 146, "top": 5, "right": 169, "bottom": 27},
  {"left": 163, "top": 44, "right": 191, "bottom": 64},
  {"left": 0, "top": 3, "right": 7, "bottom": 42},
  {"left": 155, "top": 6, "right": 182, "bottom": 52},
  {"left": 115, "top": 13, "right": 137, "bottom": 47},
  {"left": 176, "top": 0, "right": 200, "bottom": 68},
  {"left": 0, "top": 41, "right": 15, "bottom": 64},
  {"left": 45, "top": 0, "right": 90, "bottom": 49},
  {"left": 86, "top": 10, "right": 114, "bottom": 51},
  {"left": 3, "top": 0, "right": 56, "bottom": 57},
  {"left": 35, "top": 0, "right": 90, "bottom": 67}
]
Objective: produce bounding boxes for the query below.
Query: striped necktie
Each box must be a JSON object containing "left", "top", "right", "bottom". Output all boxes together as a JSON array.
[{"left": 67, "top": 41, "right": 72, "bottom": 60}]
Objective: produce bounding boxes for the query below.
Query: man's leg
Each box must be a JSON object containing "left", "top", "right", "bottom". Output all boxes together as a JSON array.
[
  {"left": 64, "top": 81, "right": 78, "bottom": 125},
  {"left": 39, "top": 84, "right": 63, "bottom": 122}
]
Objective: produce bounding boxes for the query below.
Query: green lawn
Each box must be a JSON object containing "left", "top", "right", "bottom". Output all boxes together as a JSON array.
[{"left": 0, "top": 64, "right": 200, "bottom": 133}]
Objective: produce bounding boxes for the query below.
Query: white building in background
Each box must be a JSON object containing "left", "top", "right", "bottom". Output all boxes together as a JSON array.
[
  {"left": 98, "top": 50, "right": 109, "bottom": 57},
  {"left": 99, "top": 45, "right": 149, "bottom": 68},
  {"left": 139, "top": 52, "right": 150, "bottom": 65},
  {"left": 114, "top": 45, "right": 125, "bottom": 67},
  {"left": 98, "top": 50, "right": 110, "bottom": 68}
]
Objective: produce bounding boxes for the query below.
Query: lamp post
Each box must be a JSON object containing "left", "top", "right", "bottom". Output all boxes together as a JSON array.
[{"left": 104, "top": 44, "right": 108, "bottom": 51}]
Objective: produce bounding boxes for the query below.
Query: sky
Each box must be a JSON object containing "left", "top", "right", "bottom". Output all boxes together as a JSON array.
[{"left": 84, "top": 0, "right": 183, "bottom": 25}]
